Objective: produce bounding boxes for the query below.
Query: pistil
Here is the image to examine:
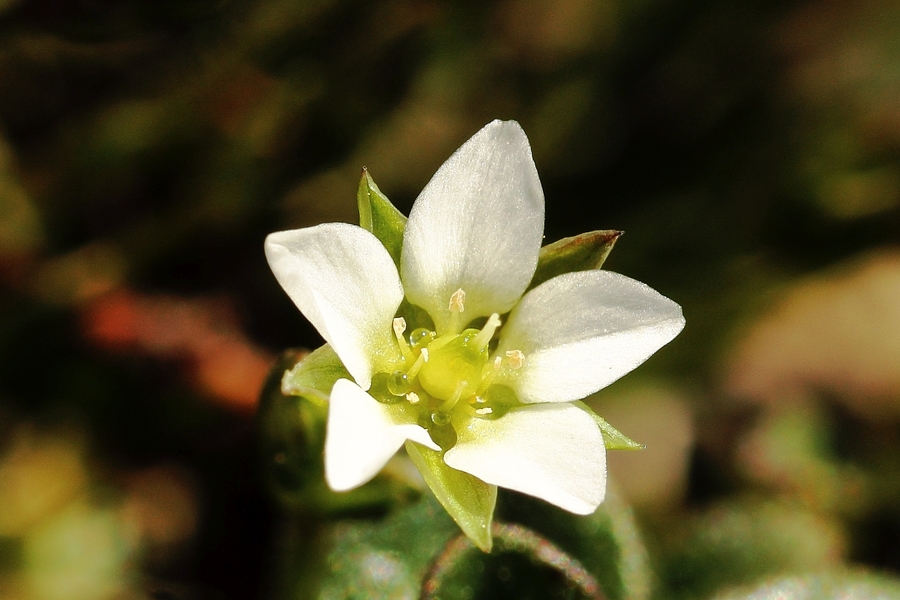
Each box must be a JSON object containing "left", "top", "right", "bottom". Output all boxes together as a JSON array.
[{"left": 377, "top": 297, "right": 526, "bottom": 442}]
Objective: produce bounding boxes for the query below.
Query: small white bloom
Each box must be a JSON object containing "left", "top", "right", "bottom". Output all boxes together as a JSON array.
[{"left": 265, "top": 120, "right": 684, "bottom": 515}]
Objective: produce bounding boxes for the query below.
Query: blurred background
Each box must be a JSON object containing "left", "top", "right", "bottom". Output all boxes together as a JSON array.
[{"left": 0, "top": 0, "right": 899, "bottom": 598}]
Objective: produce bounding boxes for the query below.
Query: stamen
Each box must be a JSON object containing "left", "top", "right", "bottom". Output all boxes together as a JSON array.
[
  {"left": 406, "top": 392, "right": 420, "bottom": 404},
  {"left": 476, "top": 356, "right": 503, "bottom": 395},
  {"left": 393, "top": 317, "right": 413, "bottom": 362},
  {"left": 393, "top": 316, "right": 407, "bottom": 334},
  {"left": 446, "top": 288, "right": 467, "bottom": 333},
  {"left": 440, "top": 380, "right": 467, "bottom": 412},
  {"left": 406, "top": 348, "right": 428, "bottom": 380},
  {"left": 475, "top": 407, "right": 493, "bottom": 416},
  {"left": 505, "top": 349, "right": 526, "bottom": 370},
  {"left": 448, "top": 288, "right": 466, "bottom": 313},
  {"left": 472, "top": 313, "right": 501, "bottom": 351}
]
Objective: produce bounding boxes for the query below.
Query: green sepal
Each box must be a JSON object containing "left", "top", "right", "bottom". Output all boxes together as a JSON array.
[
  {"left": 281, "top": 343, "right": 350, "bottom": 406},
  {"left": 575, "top": 401, "right": 645, "bottom": 451},
  {"left": 357, "top": 168, "right": 407, "bottom": 268},
  {"left": 405, "top": 440, "right": 497, "bottom": 552},
  {"left": 529, "top": 230, "right": 623, "bottom": 291},
  {"left": 261, "top": 349, "right": 417, "bottom": 516}
]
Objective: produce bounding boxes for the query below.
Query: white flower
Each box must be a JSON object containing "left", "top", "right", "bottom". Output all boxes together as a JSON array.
[{"left": 265, "top": 120, "right": 684, "bottom": 519}]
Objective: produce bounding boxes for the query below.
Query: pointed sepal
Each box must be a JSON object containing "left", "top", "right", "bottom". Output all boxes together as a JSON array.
[
  {"left": 576, "top": 401, "right": 645, "bottom": 451},
  {"left": 263, "top": 349, "right": 421, "bottom": 515},
  {"left": 405, "top": 440, "right": 497, "bottom": 552},
  {"left": 281, "top": 343, "right": 350, "bottom": 406},
  {"left": 529, "top": 230, "right": 622, "bottom": 291},
  {"left": 357, "top": 168, "right": 407, "bottom": 268}
]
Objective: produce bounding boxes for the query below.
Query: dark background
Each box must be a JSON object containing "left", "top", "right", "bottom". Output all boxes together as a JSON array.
[{"left": 0, "top": 0, "right": 899, "bottom": 598}]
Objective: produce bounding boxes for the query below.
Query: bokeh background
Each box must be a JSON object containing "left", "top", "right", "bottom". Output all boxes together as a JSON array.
[{"left": 1, "top": 0, "right": 899, "bottom": 598}]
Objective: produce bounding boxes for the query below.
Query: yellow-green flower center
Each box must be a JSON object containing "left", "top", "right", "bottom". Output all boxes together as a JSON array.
[{"left": 368, "top": 290, "right": 526, "bottom": 450}]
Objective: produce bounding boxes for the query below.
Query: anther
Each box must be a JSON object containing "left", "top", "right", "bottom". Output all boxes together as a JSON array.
[
  {"left": 505, "top": 350, "right": 526, "bottom": 370},
  {"left": 449, "top": 288, "right": 466, "bottom": 313},
  {"left": 393, "top": 317, "right": 413, "bottom": 362},
  {"left": 393, "top": 317, "right": 407, "bottom": 335},
  {"left": 406, "top": 392, "right": 420, "bottom": 404},
  {"left": 475, "top": 407, "right": 493, "bottom": 416}
]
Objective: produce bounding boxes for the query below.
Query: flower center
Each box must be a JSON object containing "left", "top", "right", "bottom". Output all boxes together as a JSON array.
[
  {"left": 418, "top": 313, "right": 498, "bottom": 408},
  {"left": 368, "top": 290, "right": 526, "bottom": 450}
]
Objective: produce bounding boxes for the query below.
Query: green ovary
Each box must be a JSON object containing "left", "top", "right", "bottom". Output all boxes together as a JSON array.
[
  {"left": 417, "top": 330, "right": 488, "bottom": 403},
  {"left": 368, "top": 313, "right": 525, "bottom": 451}
]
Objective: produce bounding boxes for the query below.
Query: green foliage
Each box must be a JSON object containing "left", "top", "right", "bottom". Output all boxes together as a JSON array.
[
  {"left": 406, "top": 441, "right": 497, "bottom": 553},
  {"left": 265, "top": 347, "right": 653, "bottom": 598},
  {"left": 357, "top": 168, "right": 407, "bottom": 269},
  {"left": 656, "top": 500, "right": 846, "bottom": 600},
  {"left": 576, "top": 401, "right": 645, "bottom": 451},
  {"left": 494, "top": 489, "right": 651, "bottom": 600},
  {"left": 711, "top": 572, "right": 900, "bottom": 600},
  {"left": 259, "top": 350, "right": 416, "bottom": 515},
  {"left": 280, "top": 343, "right": 349, "bottom": 407},
  {"left": 529, "top": 230, "right": 622, "bottom": 291},
  {"left": 270, "top": 487, "right": 651, "bottom": 600},
  {"left": 356, "top": 169, "right": 438, "bottom": 334}
]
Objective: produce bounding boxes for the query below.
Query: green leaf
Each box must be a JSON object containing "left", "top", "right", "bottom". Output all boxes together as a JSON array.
[
  {"left": 270, "top": 484, "right": 652, "bottom": 600},
  {"left": 274, "top": 494, "right": 460, "bottom": 600},
  {"left": 425, "top": 485, "right": 652, "bottom": 600},
  {"left": 281, "top": 343, "right": 350, "bottom": 406},
  {"left": 576, "top": 401, "right": 645, "bottom": 450},
  {"left": 258, "top": 350, "right": 329, "bottom": 505},
  {"left": 710, "top": 572, "right": 900, "bottom": 600},
  {"left": 659, "top": 499, "right": 849, "bottom": 600},
  {"left": 357, "top": 168, "right": 407, "bottom": 268},
  {"left": 405, "top": 440, "right": 497, "bottom": 552},
  {"left": 529, "top": 229, "right": 622, "bottom": 290}
]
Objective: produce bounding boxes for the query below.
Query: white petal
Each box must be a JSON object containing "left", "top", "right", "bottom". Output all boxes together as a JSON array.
[
  {"left": 401, "top": 120, "right": 544, "bottom": 333},
  {"left": 444, "top": 403, "right": 606, "bottom": 514},
  {"left": 497, "top": 270, "right": 685, "bottom": 403},
  {"left": 325, "top": 379, "right": 438, "bottom": 492},
  {"left": 265, "top": 223, "right": 403, "bottom": 389}
]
